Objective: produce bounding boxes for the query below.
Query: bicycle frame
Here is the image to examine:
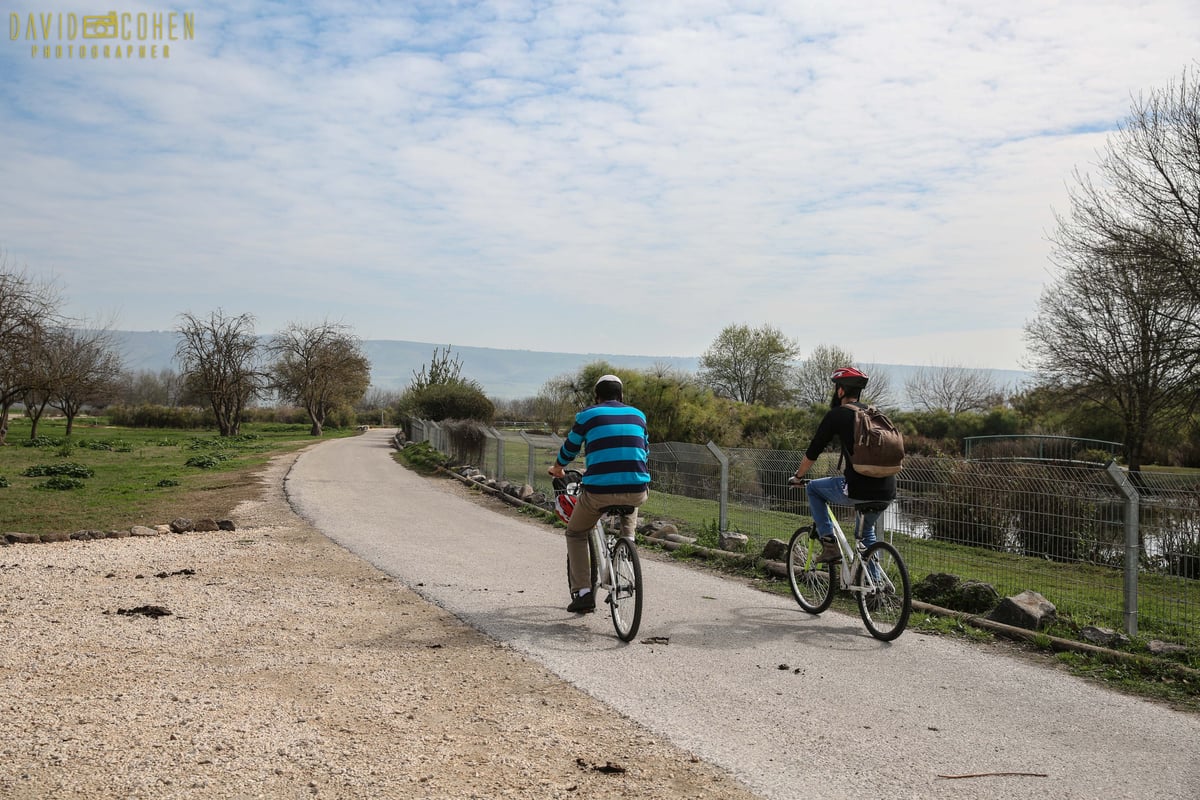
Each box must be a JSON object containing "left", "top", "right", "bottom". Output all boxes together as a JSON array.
[{"left": 824, "top": 511, "right": 893, "bottom": 599}]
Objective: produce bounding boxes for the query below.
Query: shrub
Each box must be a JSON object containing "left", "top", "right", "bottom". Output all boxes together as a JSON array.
[
  {"left": 397, "top": 441, "right": 450, "bottom": 473},
  {"left": 37, "top": 476, "right": 85, "bottom": 490},
  {"left": 0, "top": 476, "right": 9, "bottom": 488},
  {"left": 185, "top": 453, "right": 228, "bottom": 469},
  {"left": 105, "top": 404, "right": 214, "bottom": 429},
  {"left": 23, "top": 435, "right": 65, "bottom": 448},
  {"left": 156, "top": 479, "right": 181, "bottom": 487},
  {"left": 923, "top": 461, "right": 1013, "bottom": 549},
  {"left": 400, "top": 381, "right": 495, "bottom": 423},
  {"left": 22, "top": 462, "right": 95, "bottom": 478}
]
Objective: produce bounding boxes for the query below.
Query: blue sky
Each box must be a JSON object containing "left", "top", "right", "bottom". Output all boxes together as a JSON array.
[{"left": 2, "top": 1, "right": 1198, "bottom": 372}]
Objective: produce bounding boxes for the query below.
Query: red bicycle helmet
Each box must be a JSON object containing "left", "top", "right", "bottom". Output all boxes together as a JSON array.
[
  {"left": 555, "top": 493, "right": 578, "bottom": 523},
  {"left": 830, "top": 366, "right": 869, "bottom": 388}
]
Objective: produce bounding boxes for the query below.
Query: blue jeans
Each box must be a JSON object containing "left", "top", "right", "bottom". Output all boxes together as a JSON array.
[{"left": 805, "top": 476, "right": 880, "bottom": 547}]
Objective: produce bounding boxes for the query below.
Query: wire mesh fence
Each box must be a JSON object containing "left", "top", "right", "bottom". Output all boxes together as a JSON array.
[{"left": 407, "top": 421, "right": 1200, "bottom": 642}]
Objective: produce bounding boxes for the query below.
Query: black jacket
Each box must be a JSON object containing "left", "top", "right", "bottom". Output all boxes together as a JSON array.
[{"left": 804, "top": 402, "right": 896, "bottom": 502}]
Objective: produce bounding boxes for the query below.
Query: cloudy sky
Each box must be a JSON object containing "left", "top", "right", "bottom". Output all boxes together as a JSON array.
[{"left": 2, "top": 1, "right": 1198, "bottom": 372}]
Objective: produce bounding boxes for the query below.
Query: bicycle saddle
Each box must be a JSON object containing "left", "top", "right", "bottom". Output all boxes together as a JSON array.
[
  {"left": 852, "top": 501, "right": 890, "bottom": 514},
  {"left": 599, "top": 505, "right": 637, "bottom": 515}
]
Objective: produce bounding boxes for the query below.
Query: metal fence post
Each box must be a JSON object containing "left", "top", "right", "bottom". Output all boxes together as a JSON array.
[
  {"left": 519, "top": 432, "right": 535, "bottom": 485},
  {"left": 706, "top": 441, "right": 729, "bottom": 533},
  {"left": 487, "top": 427, "right": 504, "bottom": 482},
  {"left": 1105, "top": 460, "right": 1140, "bottom": 637}
]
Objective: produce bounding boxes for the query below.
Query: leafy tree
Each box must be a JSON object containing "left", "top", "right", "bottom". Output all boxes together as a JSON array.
[
  {"left": 410, "top": 345, "right": 465, "bottom": 391},
  {"left": 397, "top": 345, "right": 493, "bottom": 423},
  {"left": 698, "top": 324, "right": 798, "bottom": 406},
  {"left": 905, "top": 363, "right": 1006, "bottom": 414},
  {"left": 269, "top": 321, "right": 371, "bottom": 436},
  {"left": 175, "top": 309, "right": 265, "bottom": 436}
]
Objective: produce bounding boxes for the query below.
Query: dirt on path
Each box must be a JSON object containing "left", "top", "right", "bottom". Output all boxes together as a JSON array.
[{"left": 0, "top": 447, "right": 762, "bottom": 800}]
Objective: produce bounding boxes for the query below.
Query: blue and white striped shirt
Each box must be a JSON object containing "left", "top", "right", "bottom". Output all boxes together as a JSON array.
[{"left": 556, "top": 401, "right": 650, "bottom": 494}]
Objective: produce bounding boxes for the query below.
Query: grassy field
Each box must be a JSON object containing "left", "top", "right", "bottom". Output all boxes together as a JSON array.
[{"left": 0, "top": 416, "right": 354, "bottom": 535}]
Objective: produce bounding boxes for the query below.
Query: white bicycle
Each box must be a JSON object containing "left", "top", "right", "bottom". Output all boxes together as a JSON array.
[{"left": 785, "top": 483, "right": 912, "bottom": 641}]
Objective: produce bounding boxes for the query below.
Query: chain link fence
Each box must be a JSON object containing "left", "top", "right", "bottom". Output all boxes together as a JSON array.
[{"left": 406, "top": 421, "right": 1200, "bottom": 641}]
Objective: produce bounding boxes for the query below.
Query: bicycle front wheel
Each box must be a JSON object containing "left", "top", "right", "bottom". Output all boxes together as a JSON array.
[
  {"left": 786, "top": 526, "right": 835, "bottom": 614},
  {"left": 854, "top": 541, "right": 911, "bottom": 641},
  {"left": 608, "top": 537, "right": 643, "bottom": 642}
]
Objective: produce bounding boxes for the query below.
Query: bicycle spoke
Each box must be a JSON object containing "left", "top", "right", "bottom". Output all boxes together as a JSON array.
[
  {"left": 786, "top": 526, "right": 835, "bottom": 614},
  {"left": 855, "top": 541, "right": 911, "bottom": 641}
]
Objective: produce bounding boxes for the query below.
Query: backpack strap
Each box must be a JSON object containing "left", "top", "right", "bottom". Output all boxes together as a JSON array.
[{"left": 836, "top": 401, "right": 868, "bottom": 471}]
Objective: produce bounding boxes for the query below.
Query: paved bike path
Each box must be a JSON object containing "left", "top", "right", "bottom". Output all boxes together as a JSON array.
[{"left": 286, "top": 430, "right": 1199, "bottom": 800}]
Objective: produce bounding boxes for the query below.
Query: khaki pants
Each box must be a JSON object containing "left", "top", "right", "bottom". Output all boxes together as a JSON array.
[{"left": 565, "top": 488, "right": 648, "bottom": 593}]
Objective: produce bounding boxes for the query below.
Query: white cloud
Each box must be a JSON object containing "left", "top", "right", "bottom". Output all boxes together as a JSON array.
[{"left": 2, "top": 0, "right": 1198, "bottom": 369}]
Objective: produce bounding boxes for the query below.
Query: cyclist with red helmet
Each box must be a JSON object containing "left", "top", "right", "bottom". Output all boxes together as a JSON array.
[
  {"left": 548, "top": 374, "right": 650, "bottom": 613},
  {"left": 790, "top": 366, "right": 896, "bottom": 563}
]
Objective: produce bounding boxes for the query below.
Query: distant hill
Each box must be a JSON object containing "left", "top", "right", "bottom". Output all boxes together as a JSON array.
[
  {"left": 108, "top": 330, "right": 1030, "bottom": 403},
  {"left": 110, "top": 330, "right": 702, "bottom": 399}
]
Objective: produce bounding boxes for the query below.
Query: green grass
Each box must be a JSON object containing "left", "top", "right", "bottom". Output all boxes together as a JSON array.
[
  {"left": 0, "top": 415, "right": 354, "bottom": 535},
  {"left": 627, "top": 481, "right": 1200, "bottom": 647}
]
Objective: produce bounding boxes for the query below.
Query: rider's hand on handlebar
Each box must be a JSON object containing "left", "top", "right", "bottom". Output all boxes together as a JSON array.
[
  {"left": 787, "top": 475, "right": 807, "bottom": 488},
  {"left": 547, "top": 464, "right": 565, "bottom": 479}
]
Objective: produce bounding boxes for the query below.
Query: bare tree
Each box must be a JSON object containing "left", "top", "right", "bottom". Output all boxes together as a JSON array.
[
  {"left": 20, "top": 331, "right": 56, "bottom": 439},
  {"left": 0, "top": 254, "right": 60, "bottom": 442},
  {"left": 793, "top": 344, "right": 855, "bottom": 407},
  {"left": 698, "top": 323, "right": 798, "bottom": 406},
  {"left": 1027, "top": 243, "right": 1200, "bottom": 471},
  {"left": 793, "top": 345, "right": 896, "bottom": 409},
  {"left": 1053, "top": 64, "right": 1200, "bottom": 321},
  {"left": 117, "top": 367, "right": 184, "bottom": 407},
  {"left": 175, "top": 310, "right": 265, "bottom": 436},
  {"left": 50, "top": 327, "right": 124, "bottom": 434},
  {"left": 357, "top": 386, "right": 402, "bottom": 427},
  {"left": 269, "top": 321, "right": 371, "bottom": 436},
  {"left": 1030, "top": 65, "right": 1200, "bottom": 471},
  {"left": 905, "top": 364, "right": 1005, "bottom": 414}
]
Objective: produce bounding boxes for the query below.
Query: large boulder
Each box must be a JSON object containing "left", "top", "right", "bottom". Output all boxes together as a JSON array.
[
  {"left": 719, "top": 531, "right": 749, "bottom": 552},
  {"left": 987, "top": 590, "right": 1057, "bottom": 630}
]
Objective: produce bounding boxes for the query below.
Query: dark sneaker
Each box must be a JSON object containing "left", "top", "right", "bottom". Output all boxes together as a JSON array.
[
  {"left": 814, "top": 537, "right": 842, "bottom": 564},
  {"left": 567, "top": 592, "right": 596, "bottom": 613}
]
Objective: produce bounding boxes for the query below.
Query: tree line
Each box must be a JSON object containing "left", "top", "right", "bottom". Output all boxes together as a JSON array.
[{"left": 0, "top": 274, "right": 373, "bottom": 439}]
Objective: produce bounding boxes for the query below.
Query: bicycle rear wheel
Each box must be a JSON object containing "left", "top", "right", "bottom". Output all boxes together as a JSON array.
[
  {"left": 608, "top": 537, "right": 643, "bottom": 642},
  {"left": 786, "top": 526, "right": 835, "bottom": 614},
  {"left": 854, "top": 541, "right": 911, "bottom": 641}
]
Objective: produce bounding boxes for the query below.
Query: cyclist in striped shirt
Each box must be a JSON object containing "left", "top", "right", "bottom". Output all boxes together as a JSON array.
[{"left": 548, "top": 374, "right": 651, "bottom": 614}]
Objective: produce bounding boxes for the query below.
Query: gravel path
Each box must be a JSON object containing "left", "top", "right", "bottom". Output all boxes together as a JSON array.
[{"left": 0, "top": 443, "right": 762, "bottom": 800}]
